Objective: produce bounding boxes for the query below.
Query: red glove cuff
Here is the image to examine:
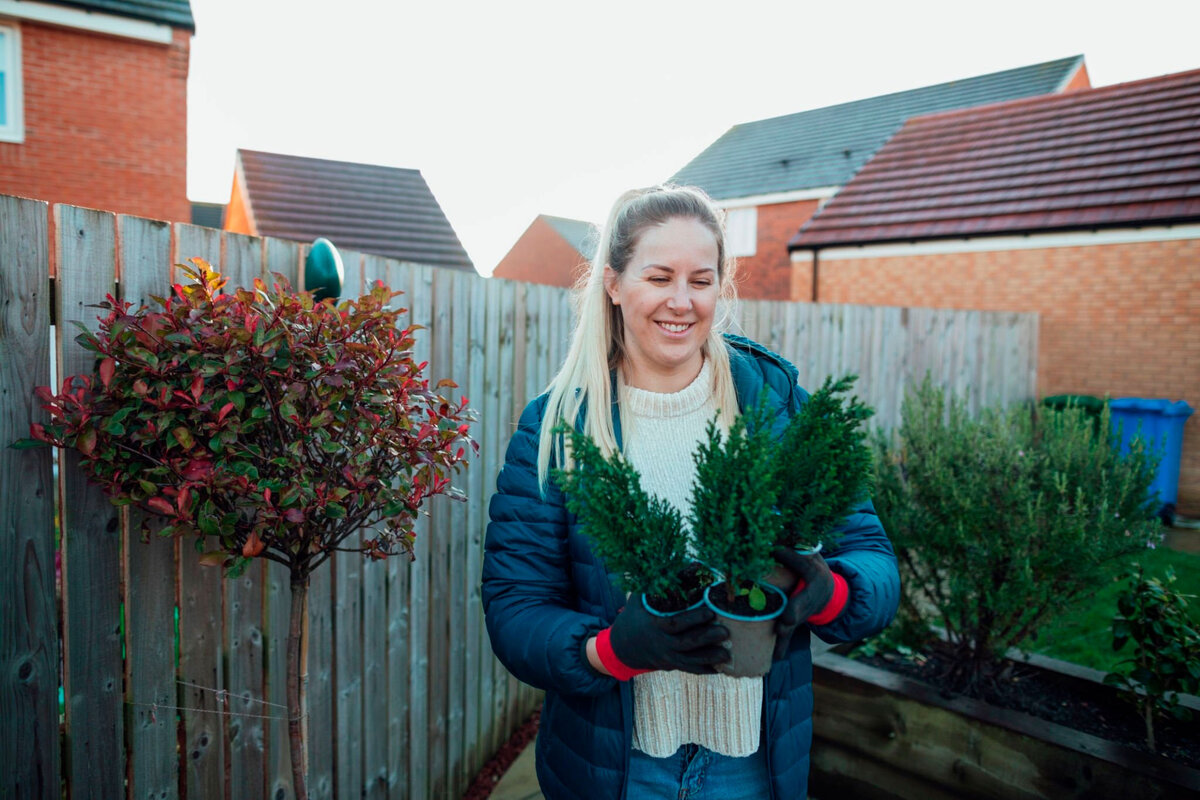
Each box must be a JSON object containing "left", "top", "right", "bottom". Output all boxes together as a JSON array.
[
  {"left": 594, "top": 628, "right": 652, "bottom": 681},
  {"left": 790, "top": 572, "right": 850, "bottom": 626}
]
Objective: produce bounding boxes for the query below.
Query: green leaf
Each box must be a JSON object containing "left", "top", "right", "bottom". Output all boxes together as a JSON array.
[
  {"left": 8, "top": 438, "right": 48, "bottom": 450},
  {"left": 748, "top": 584, "right": 767, "bottom": 612},
  {"left": 324, "top": 503, "right": 346, "bottom": 519},
  {"left": 104, "top": 420, "right": 126, "bottom": 436}
]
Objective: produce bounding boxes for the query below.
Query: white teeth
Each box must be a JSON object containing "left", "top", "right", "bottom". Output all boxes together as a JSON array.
[{"left": 659, "top": 322, "right": 690, "bottom": 333}]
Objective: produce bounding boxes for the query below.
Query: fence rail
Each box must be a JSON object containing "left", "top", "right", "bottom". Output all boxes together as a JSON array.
[{"left": 0, "top": 196, "right": 1038, "bottom": 799}]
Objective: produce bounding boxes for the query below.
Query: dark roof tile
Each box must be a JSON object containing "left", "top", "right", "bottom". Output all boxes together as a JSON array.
[
  {"left": 238, "top": 150, "right": 474, "bottom": 272},
  {"left": 46, "top": 0, "right": 194, "bottom": 30},
  {"left": 670, "top": 56, "right": 1084, "bottom": 199},
  {"left": 792, "top": 69, "right": 1200, "bottom": 248}
]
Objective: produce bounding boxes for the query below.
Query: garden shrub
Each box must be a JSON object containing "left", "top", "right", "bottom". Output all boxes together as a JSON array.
[{"left": 873, "top": 378, "right": 1160, "bottom": 694}]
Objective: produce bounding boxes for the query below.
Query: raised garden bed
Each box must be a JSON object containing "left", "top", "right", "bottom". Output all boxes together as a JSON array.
[{"left": 810, "top": 648, "right": 1200, "bottom": 800}]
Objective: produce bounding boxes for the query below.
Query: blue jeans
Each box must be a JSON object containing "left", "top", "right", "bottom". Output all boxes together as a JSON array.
[{"left": 625, "top": 743, "right": 770, "bottom": 799}]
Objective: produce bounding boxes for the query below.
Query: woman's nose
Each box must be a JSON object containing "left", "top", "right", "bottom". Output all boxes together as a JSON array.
[{"left": 666, "top": 282, "right": 692, "bottom": 312}]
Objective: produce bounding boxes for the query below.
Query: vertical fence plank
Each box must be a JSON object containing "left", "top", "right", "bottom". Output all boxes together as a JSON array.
[
  {"left": 55, "top": 205, "right": 124, "bottom": 800},
  {"left": 481, "top": 277, "right": 502, "bottom": 757},
  {"left": 306, "top": 557, "right": 335, "bottom": 800},
  {"left": 449, "top": 268, "right": 471, "bottom": 797},
  {"left": 385, "top": 261, "right": 413, "bottom": 799},
  {"left": 464, "top": 272, "right": 485, "bottom": 782},
  {"left": 263, "top": 239, "right": 303, "bottom": 800},
  {"left": 358, "top": 254, "right": 389, "bottom": 800},
  {"left": 221, "top": 231, "right": 267, "bottom": 800},
  {"left": 119, "top": 214, "right": 180, "bottom": 800},
  {"left": 407, "top": 264, "right": 434, "bottom": 800},
  {"left": 496, "top": 279, "right": 519, "bottom": 741},
  {"left": 0, "top": 196, "right": 58, "bottom": 799},
  {"left": 174, "top": 222, "right": 227, "bottom": 800},
  {"left": 426, "top": 267, "right": 452, "bottom": 799}
]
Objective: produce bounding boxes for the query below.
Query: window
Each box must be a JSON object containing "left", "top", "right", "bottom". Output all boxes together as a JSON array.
[
  {"left": 726, "top": 207, "right": 757, "bottom": 257},
  {"left": 0, "top": 23, "right": 23, "bottom": 143}
]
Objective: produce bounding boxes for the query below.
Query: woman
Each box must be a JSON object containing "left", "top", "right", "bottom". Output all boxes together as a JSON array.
[{"left": 482, "top": 185, "right": 899, "bottom": 799}]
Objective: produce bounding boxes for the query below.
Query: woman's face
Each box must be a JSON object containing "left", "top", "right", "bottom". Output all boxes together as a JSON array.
[{"left": 605, "top": 216, "right": 721, "bottom": 393}]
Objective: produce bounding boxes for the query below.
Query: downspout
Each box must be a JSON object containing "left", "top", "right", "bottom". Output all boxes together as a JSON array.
[{"left": 811, "top": 249, "right": 820, "bottom": 303}]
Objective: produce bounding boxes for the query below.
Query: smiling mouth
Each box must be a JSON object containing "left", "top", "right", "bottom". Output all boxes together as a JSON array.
[{"left": 656, "top": 321, "right": 693, "bottom": 334}]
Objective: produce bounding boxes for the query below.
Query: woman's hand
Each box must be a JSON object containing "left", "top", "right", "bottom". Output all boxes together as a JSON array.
[
  {"left": 772, "top": 547, "right": 837, "bottom": 660},
  {"left": 592, "top": 599, "right": 730, "bottom": 678}
]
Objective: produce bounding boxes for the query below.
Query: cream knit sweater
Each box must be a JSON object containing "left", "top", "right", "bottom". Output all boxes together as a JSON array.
[{"left": 622, "top": 360, "right": 763, "bottom": 759}]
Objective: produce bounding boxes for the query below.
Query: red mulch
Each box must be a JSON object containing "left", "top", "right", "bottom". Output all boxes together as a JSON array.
[{"left": 463, "top": 708, "right": 541, "bottom": 800}]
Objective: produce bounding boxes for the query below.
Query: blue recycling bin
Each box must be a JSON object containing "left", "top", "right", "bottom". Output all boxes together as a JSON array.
[{"left": 1108, "top": 397, "right": 1193, "bottom": 523}]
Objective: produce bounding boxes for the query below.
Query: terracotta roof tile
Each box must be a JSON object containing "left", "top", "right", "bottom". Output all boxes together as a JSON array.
[{"left": 792, "top": 69, "right": 1200, "bottom": 248}]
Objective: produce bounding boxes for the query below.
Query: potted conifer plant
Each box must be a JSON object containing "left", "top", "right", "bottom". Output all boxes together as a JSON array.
[
  {"left": 767, "top": 375, "right": 874, "bottom": 593},
  {"left": 553, "top": 424, "right": 707, "bottom": 614},
  {"left": 691, "top": 403, "right": 788, "bottom": 677},
  {"left": 24, "top": 260, "right": 475, "bottom": 800}
]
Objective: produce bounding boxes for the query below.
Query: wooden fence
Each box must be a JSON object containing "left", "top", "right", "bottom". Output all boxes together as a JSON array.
[{"left": 0, "top": 196, "right": 1039, "bottom": 799}]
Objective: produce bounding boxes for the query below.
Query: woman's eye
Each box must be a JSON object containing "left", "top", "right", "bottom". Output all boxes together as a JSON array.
[
  {"left": 693, "top": 280, "right": 713, "bottom": 288},
  {"left": 649, "top": 277, "right": 670, "bottom": 284}
]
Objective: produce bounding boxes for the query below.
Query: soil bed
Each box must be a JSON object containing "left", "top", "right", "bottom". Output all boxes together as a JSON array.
[{"left": 854, "top": 648, "right": 1200, "bottom": 769}]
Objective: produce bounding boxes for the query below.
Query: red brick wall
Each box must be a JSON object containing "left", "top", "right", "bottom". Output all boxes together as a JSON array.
[
  {"left": 493, "top": 217, "right": 587, "bottom": 287},
  {"left": 731, "top": 198, "right": 821, "bottom": 300},
  {"left": 812, "top": 238, "right": 1200, "bottom": 514},
  {"left": 0, "top": 21, "right": 190, "bottom": 223}
]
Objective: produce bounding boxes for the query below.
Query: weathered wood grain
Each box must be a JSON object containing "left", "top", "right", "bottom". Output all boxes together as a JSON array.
[
  {"left": 118, "top": 214, "right": 180, "bottom": 800},
  {"left": 0, "top": 195, "right": 58, "bottom": 799},
  {"left": 464, "top": 271, "right": 487, "bottom": 782},
  {"left": 55, "top": 205, "right": 125, "bottom": 800}
]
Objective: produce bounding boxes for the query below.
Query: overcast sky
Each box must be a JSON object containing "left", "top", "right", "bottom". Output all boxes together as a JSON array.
[{"left": 186, "top": 0, "right": 1200, "bottom": 276}]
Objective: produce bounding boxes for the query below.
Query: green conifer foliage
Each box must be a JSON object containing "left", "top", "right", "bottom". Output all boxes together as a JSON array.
[
  {"left": 552, "top": 423, "right": 691, "bottom": 603},
  {"left": 690, "top": 399, "right": 781, "bottom": 605},
  {"left": 775, "top": 375, "right": 874, "bottom": 551}
]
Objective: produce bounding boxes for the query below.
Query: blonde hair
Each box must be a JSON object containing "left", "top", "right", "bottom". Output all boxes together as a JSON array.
[{"left": 536, "top": 185, "right": 741, "bottom": 493}]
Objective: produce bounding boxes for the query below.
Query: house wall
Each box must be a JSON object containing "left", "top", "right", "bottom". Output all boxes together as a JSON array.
[
  {"left": 0, "top": 21, "right": 190, "bottom": 222},
  {"left": 732, "top": 198, "right": 822, "bottom": 300},
  {"left": 224, "top": 169, "right": 253, "bottom": 235},
  {"left": 1062, "top": 62, "right": 1092, "bottom": 93},
  {"left": 493, "top": 216, "right": 587, "bottom": 287},
  {"left": 808, "top": 237, "right": 1200, "bottom": 514}
]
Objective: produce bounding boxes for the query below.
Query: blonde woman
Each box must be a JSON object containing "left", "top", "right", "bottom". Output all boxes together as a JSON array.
[{"left": 482, "top": 186, "right": 899, "bottom": 799}]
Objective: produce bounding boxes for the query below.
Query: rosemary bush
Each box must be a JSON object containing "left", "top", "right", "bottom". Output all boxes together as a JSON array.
[{"left": 874, "top": 378, "right": 1160, "bottom": 694}]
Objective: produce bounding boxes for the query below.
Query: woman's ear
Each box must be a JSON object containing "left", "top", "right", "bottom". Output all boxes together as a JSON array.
[{"left": 603, "top": 266, "right": 620, "bottom": 305}]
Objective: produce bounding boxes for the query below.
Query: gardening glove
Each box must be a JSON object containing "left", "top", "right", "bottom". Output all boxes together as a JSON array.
[
  {"left": 772, "top": 546, "right": 849, "bottom": 661},
  {"left": 594, "top": 600, "right": 730, "bottom": 679}
]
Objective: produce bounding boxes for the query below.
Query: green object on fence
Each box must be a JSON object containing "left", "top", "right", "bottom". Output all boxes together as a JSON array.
[{"left": 305, "top": 238, "right": 344, "bottom": 302}]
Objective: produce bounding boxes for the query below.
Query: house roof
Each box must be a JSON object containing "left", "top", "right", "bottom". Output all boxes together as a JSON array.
[
  {"left": 790, "top": 68, "right": 1200, "bottom": 249},
  {"left": 236, "top": 149, "right": 474, "bottom": 272},
  {"left": 190, "top": 201, "right": 225, "bottom": 229},
  {"left": 669, "top": 56, "right": 1084, "bottom": 201},
  {"left": 47, "top": 1, "right": 195, "bottom": 30},
  {"left": 543, "top": 215, "right": 598, "bottom": 261}
]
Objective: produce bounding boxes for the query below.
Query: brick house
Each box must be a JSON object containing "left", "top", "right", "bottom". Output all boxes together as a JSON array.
[
  {"left": 225, "top": 149, "right": 475, "bottom": 272},
  {"left": 789, "top": 68, "right": 1200, "bottom": 514},
  {"left": 669, "top": 56, "right": 1089, "bottom": 299},
  {"left": 493, "top": 214, "right": 596, "bottom": 287},
  {"left": 0, "top": 0, "right": 193, "bottom": 223}
]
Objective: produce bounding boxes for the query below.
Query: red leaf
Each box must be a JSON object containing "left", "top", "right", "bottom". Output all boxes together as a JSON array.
[
  {"left": 190, "top": 375, "right": 204, "bottom": 402},
  {"left": 284, "top": 508, "right": 305, "bottom": 524},
  {"left": 99, "top": 358, "right": 116, "bottom": 389},
  {"left": 29, "top": 422, "right": 46, "bottom": 441},
  {"left": 218, "top": 402, "right": 234, "bottom": 424},
  {"left": 176, "top": 487, "right": 192, "bottom": 515},
  {"left": 242, "top": 531, "right": 265, "bottom": 557},
  {"left": 133, "top": 380, "right": 150, "bottom": 396},
  {"left": 198, "top": 551, "right": 227, "bottom": 567},
  {"left": 263, "top": 487, "right": 271, "bottom": 504},
  {"left": 182, "top": 459, "right": 213, "bottom": 481},
  {"left": 146, "top": 497, "right": 174, "bottom": 516}
]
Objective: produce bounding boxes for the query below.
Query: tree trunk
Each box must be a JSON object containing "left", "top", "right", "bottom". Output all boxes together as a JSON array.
[{"left": 288, "top": 576, "right": 310, "bottom": 800}]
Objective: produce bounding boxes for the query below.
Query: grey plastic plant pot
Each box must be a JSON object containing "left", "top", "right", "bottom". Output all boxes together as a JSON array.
[{"left": 704, "top": 581, "right": 788, "bottom": 678}]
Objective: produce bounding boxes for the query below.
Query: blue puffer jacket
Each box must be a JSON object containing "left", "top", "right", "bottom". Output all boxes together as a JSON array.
[{"left": 482, "top": 335, "right": 900, "bottom": 800}]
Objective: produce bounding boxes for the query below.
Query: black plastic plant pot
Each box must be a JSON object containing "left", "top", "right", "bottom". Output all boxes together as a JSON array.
[{"left": 703, "top": 581, "right": 788, "bottom": 678}]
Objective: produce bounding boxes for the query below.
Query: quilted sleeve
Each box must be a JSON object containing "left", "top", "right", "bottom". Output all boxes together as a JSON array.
[{"left": 481, "top": 397, "right": 616, "bottom": 697}]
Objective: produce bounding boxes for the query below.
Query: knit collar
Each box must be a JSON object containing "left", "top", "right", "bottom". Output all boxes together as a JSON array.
[{"left": 623, "top": 359, "right": 714, "bottom": 418}]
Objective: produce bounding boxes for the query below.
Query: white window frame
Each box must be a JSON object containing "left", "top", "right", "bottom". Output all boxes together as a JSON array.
[
  {"left": 0, "top": 22, "right": 23, "bottom": 143},
  {"left": 726, "top": 206, "right": 757, "bottom": 258}
]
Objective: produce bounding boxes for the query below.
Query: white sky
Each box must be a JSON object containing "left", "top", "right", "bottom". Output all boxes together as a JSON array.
[{"left": 186, "top": 0, "right": 1200, "bottom": 276}]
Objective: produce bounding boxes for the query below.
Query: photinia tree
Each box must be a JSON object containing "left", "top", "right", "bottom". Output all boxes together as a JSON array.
[{"left": 25, "top": 259, "right": 475, "bottom": 799}]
